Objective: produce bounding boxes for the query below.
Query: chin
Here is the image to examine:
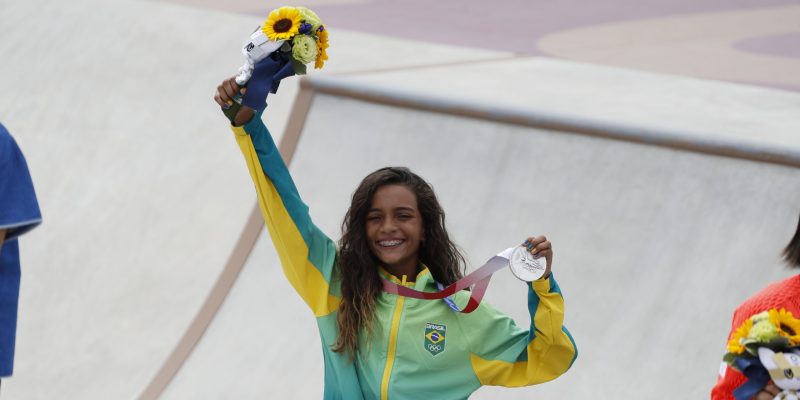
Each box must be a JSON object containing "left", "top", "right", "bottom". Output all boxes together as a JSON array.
[{"left": 377, "top": 257, "right": 402, "bottom": 268}]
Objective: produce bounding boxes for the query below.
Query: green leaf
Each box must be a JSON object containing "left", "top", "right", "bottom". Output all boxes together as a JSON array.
[
  {"left": 767, "top": 337, "right": 791, "bottom": 349},
  {"left": 743, "top": 338, "right": 792, "bottom": 356},
  {"left": 292, "top": 58, "right": 307, "bottom": 75},
  {"left": 722, "top": 352, "right": 740, "bottom": 367}
]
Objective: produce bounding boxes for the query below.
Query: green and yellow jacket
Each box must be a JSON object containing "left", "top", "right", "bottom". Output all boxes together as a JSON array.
[{"left": 231, "top": 113, "right": 577, "bottom": 400}]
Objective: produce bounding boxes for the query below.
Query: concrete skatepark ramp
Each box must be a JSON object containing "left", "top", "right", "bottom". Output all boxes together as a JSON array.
[
  {"left": 3, "top": 0, "right": 800, "bottom": 398},
  {"left": 152, "top": 60, "right": 800, "bottom": 399}
]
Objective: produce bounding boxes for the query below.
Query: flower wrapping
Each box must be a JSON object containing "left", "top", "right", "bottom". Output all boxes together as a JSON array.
[
  {"left": 233, "top": 6, "right": 329, "bottom": 113},
  {"left": 723, "top": 308, "right": 800, "bottom": 400},
  {"left": 240, "top": 51, "right": 296, "bottom": 112}
]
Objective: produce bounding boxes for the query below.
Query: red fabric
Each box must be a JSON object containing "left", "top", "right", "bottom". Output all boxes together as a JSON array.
[{"left": 711, "top": 274, "right": 800, "bottom": 400}]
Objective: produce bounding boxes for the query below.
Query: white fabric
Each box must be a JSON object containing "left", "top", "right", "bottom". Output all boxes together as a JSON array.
[{"left": 235, "top": 29, "right": 285, "bottom": 85}]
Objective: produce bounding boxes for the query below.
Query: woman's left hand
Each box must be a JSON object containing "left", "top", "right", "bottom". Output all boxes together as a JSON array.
[{"left": 523, "top": 236, "right": 552, "bottom": 279}]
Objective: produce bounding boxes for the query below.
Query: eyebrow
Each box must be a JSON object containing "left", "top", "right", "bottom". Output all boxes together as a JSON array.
[{"left": 368, "top": 206, "right": 417, "bottom": 213}]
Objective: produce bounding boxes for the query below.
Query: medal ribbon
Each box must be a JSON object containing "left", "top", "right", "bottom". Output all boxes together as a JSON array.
[{"left": 381, "top": 255, "right": 510, "bottom": 313}]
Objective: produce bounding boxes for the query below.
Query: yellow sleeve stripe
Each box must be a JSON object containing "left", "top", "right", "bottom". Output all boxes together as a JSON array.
[
  {"left": 470, "top": 289, "right": 576, "bottom": 386},
  {"left": 234, "top": 130, "right": 340, "bottom": 317}
]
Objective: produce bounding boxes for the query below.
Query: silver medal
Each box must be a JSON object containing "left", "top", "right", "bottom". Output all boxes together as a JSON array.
[{"left": 508, "top": 246, "right": 547, "bottom": 282}]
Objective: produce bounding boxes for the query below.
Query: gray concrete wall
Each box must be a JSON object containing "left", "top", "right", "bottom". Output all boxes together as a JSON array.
[
  {"left": 1, "top": 0, "right": 258, "bottom": 398},
  {"left": 165, "top": 87, "right": 800, "bottom": 398},
  {"left": 0, "top": 0, "right": 509, "bottom": 398},
  {"left": 3, "top": 0, "right": 799, "bottom": 397}
]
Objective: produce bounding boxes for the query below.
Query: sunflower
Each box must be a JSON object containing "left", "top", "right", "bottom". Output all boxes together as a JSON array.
[
  {"left": 263, "top": 7, "right": 302, "bottom": 41},
  {"left": 314, "top": 26, "right": 329, "bottom": 69},
  {"left": 770, "top": 308, "right": 800, "bottom": 345},
  {"left": 727, "top": 318, "right": 752, "bottom": 354}
]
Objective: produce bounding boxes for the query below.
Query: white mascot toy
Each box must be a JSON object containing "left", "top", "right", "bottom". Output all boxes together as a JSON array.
[{"left": 758, "top": 347, "right": 800, "bottom": 400}]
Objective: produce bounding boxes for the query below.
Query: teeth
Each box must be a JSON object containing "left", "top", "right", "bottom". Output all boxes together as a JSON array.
[{"left": 379, "top": 240, "right": 403, "bottom": 247}]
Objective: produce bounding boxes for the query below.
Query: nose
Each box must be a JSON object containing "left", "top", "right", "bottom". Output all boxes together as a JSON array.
[{"left": 380, "top": 217, "right": 397, "bottom": 233}]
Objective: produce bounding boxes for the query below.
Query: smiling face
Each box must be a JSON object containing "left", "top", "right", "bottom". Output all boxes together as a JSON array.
[{"left": 366, "top": 184, "right": 424, "bottom": 276}]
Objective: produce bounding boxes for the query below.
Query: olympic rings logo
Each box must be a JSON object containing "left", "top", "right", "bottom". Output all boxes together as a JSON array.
[{"left": 427, "top": 344, "right": 442, "bottom": 352}]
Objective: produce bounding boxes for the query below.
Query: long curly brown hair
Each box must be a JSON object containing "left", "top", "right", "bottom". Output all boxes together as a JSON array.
[{"left": 332, "top": 167, "right": 465, "bottom": 358}]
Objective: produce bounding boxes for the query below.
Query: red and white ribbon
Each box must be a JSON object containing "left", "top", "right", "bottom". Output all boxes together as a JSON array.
[{"left": 381, "top": 249, "right": 515, "bottom": 313}]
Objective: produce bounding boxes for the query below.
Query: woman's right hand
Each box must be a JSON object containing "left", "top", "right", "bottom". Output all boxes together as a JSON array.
[
  {"left": 754, "top": 382, "right": 780, "bottom": 399},
  {"left": 523, "top": 235, "right": 552, "bottom": 279},
  {"left": 214, "top": 77, "right": 255, "bottom": 126}
]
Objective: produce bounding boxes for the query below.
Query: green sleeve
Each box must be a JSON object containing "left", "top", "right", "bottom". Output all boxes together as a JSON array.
[
  {"left": 461, "top": 274, "right": 577, "bottom": 386},
  {"left": 230, "top": 113, "right": 341, "bottom": 317}
]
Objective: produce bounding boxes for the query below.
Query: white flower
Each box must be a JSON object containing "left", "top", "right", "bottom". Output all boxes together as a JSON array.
[{"left": 292, "top": 35, "right": 318, "bottom": 64}]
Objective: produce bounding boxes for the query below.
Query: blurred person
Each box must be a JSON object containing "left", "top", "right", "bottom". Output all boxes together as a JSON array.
[
  {"left": 0, "top": 123, "right": 41, "bottom": 389},
  {"left": 712, "top": 213, "right": 800, "bottom": 399}
]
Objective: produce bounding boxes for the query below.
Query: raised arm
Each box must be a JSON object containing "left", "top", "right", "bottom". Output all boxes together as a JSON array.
[
  {"left": 460, "top": 236, "right": 577, "bottom": 387},
  {"left": 215, "top": 78, "right": 340, "bottom": 317}
]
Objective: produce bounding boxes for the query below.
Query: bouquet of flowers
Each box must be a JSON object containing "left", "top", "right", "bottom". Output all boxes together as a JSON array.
[
  {"left": 261, "top": 6, "right": 328, "bottom": 72},
  {"left": 231, "top": 6, "right": 329, "bottom": 114},
  {"left": 723, "top": 308, "right": 800, "bottom": 400}
]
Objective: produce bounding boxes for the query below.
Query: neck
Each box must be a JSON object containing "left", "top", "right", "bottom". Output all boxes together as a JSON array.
[{"left": 384, "top": 261, "right": 419, "bottom": 282}]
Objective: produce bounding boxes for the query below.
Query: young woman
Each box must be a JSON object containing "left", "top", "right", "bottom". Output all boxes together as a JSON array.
[
  {"left": 215, "top": 77, "right": 577, "bottom": 399},
  {"left": 712, "top": 213, "right": 800, "bottom": 400}
]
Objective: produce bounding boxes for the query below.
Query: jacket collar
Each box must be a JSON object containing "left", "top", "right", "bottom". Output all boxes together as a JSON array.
[{"left": 378, "top": 265, "right": 435, "bottom": 292}]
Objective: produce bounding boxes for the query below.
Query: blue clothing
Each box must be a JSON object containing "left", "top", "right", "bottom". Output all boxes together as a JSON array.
[{"left": 0, "top": 123, "right": 41, "bottom": 377}]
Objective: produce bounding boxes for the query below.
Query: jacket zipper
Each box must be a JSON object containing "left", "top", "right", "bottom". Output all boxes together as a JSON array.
[{"left": 380, "top": 274, "right": 408, "bottom": 400}]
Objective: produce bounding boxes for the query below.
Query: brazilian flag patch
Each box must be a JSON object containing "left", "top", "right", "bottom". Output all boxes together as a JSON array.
[{"left": 424, "top": 322, "right": 446, "bottom": 356}]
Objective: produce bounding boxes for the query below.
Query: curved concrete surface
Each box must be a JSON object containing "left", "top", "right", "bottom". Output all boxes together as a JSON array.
[
  {"left": 2, "top": 0, "right": 799, "bottom": 398},
  {"left": 0, "top": 0, "right": 507, "bottom": 398},
  {"left": 735, "top": 32, "right": 800, "bottom": 59},
  {"left": 538, "top": 5, "right": 800, "bottom": 89},
  {"left": 0, "top": 1, "right": 261, "bottom": 398},
  {"left": 161, "top": 61, "right": 800, "bottom": 398},
  {"left": 302, "top": 58, "right": 800, "bottom": 167},
  {"left": 161, "top": 0, "right": 800, "bottom": 91}
]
